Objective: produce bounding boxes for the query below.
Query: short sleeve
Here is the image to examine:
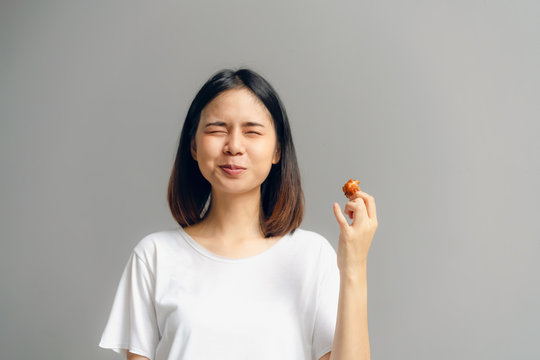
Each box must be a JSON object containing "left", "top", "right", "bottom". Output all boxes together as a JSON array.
[
  {"left": 99, "top": 251, "right": 160, "bottom": 360},
  {"left": 312, "top": 239, "right": 340, "bottom": 360}
]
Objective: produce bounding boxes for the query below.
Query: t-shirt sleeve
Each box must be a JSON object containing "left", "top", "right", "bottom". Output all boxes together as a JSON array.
[
  {"left": 98, "top": 251, "right": 160, "bottom": 360},
  {"left": 312, "top": 238, "right": 340, "bottom": 360}
]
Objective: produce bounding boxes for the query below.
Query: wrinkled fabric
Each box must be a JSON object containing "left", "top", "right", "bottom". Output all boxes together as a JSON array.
[{"left": 99, "top": 227, "right": 340, "bottom": 360}]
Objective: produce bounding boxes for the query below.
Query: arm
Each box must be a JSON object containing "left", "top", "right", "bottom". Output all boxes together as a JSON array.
[
  {"left": 330, "top": 189, "right": 377, "bottom": 360},
  {"left": 329, "top": 265, "right": 370, "bottom": 360},
  {"left": 320, "top": 351, "right": 332, "bottom": 360},
  {"left": 127, "top": 351, "right": 150, "bottom": 360}
]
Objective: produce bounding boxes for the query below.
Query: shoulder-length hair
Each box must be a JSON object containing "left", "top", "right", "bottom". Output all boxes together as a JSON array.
[{"left": 167, "top": 68, "right": 304, "bottom": 237}]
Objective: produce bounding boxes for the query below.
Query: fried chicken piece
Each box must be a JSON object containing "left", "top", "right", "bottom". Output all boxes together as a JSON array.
[{"left": 342, "top": 179, "right": 361, "bottom": 199}]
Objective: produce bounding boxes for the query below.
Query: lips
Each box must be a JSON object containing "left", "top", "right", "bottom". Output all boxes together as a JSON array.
[
  {"left": 219, "top": 164, "right": 246, "bottom": 176},
  {"left": 219, "top": 164, "right": 246, "bottom": 170}
]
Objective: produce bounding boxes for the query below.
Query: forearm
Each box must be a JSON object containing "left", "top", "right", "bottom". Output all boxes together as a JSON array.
[{"left": 329, "top": 262, "right": 370, "bottom": 360}]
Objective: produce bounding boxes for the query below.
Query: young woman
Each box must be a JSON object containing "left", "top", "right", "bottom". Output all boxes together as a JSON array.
[{"left": 99, "top": 68, "right": 377, "bottom": 360}]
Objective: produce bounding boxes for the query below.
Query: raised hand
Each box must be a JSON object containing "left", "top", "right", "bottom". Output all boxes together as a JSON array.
[{"left": 333, "top": 186, "right": 378, "bottom": 276}]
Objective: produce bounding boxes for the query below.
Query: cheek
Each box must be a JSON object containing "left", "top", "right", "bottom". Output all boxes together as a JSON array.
[
  {"left": 252, "top": 139, "right": 278, "bottom": 162},
  {"left": 197, "top": 137, "right": 221, "bottom": 159}
]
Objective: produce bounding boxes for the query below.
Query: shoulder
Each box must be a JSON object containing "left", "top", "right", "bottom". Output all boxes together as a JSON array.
[
  {"left": 290, "top": 228, "right": 327, "bottom": 243},
  {"left": 132, "top": 228, "right": 180, "bottom": 265},
  {"left": 290, "top": 228, "right": 336, "bottom": 256}
]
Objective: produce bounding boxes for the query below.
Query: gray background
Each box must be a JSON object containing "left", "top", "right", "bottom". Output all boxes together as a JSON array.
[{"left": 1, "top": 0, "right": 539, "bottom": 359}]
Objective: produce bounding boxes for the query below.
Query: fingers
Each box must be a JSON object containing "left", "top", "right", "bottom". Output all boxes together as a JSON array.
[
  {"left": 333, "top": 202, "right": 349, "bottom": 229},
  {"left": 345, "top": 198, "right": 368, "bottom": 226},
  {"left": 344, "top": 190, "right": 377, "bottom": 225},
  {"left": 356, "top": 190, "right": 377, "bottom": 221}
]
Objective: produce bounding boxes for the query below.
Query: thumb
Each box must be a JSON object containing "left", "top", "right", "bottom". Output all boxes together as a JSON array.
[{"left": 333, "top": 202, "right": 349, "bottom": 229}]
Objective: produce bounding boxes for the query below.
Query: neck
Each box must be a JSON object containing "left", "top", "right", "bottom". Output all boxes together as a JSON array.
[{"left": 197, "top": 187, "right": 265, "bottom": 242}]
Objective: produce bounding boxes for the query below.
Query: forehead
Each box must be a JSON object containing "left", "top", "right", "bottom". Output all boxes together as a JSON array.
[{"left": 200, "top": 88, "right": 273, "bottom": 124}]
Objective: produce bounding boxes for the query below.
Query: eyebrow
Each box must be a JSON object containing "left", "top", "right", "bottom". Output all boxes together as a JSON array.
[{"left": 204, "top": 121, "right": 265, "bottom": 128}]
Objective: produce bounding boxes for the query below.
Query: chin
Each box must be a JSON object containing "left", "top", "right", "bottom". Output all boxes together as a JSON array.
[
  {"left": 212, "top": 182, "right": 263, "bottom": 196},
  {"left": 219, "top": 186, "right": 260, "bottom": 195}
]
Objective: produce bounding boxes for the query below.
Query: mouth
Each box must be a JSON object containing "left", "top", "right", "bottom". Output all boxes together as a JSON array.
[
  {"left": 219, "top": 164, "right": 246, "bottom": 170},
  {"left": 219, "top": 164, "right": 246, "bottom": 176}
]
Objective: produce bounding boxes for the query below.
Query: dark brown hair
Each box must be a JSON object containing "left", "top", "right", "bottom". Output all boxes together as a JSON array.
[{"left": 167, "top": 68, "right": 304, "bottom": 238}]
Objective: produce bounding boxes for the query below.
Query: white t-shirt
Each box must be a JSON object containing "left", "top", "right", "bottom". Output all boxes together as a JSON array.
[{"left": 98, "top": 227, "right": 340, "bottom": 360}]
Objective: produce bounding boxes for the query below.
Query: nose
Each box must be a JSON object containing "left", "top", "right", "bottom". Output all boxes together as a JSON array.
[{"left": 223, "top": 130, "right": 244, "bottom": 155}]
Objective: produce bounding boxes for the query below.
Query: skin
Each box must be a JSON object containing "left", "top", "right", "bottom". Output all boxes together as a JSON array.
[
  {"left": 184, "top": 87, "right": 281, "bottom": 252},
  {"left": 127, "top": 87, "right": 378, "bottom": 360},
  {"left": 126, "top": 353, "right": 148, "bottom": 360},
  {"left": 328, "top": 190, "right": 378, "bottom": 360}
]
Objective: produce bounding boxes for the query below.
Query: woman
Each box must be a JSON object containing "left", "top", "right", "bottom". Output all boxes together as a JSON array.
[{"left": 99, "top": 68, "right": 377, "bottom": 360}]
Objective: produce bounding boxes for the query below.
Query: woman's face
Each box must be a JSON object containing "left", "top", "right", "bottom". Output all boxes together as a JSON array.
[{"left": 191, "top": 88, "right": 281, "bottom": 197}]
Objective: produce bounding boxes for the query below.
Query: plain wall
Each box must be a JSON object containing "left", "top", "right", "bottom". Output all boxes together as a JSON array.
[{"left": 1, "top": 0, "right": 539, "bottom": 359}]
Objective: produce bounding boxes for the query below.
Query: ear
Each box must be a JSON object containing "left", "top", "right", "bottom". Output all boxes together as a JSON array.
[
  {"left": 272, "top": 143, "right": 281, "bottom": 164},
  {"left": 190, "top": 139, "right": 197, "bottom": 161}
]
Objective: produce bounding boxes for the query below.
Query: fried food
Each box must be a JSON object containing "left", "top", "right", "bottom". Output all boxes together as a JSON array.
[{"left": 342, "top": 179, "right": 361, "bottom": 199}]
